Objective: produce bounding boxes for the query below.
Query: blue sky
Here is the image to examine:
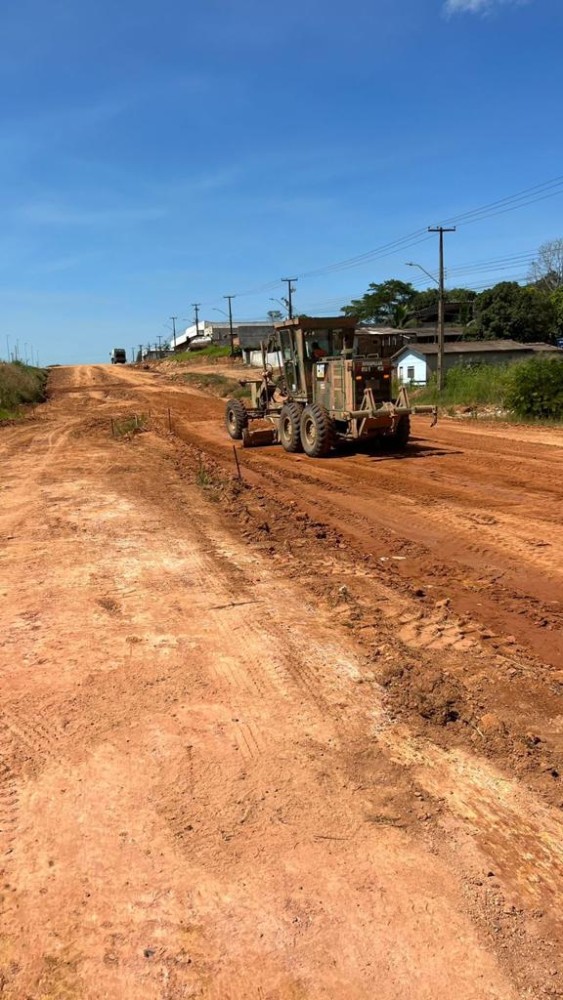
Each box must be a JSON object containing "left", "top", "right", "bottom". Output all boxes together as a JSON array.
[{"left": 1, "top": 0, "right": 562, "bottom": 363}]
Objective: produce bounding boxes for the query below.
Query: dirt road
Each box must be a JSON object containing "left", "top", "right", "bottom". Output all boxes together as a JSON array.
[{"left": 1, "top": 364, "right": 562, "bottom": 999}]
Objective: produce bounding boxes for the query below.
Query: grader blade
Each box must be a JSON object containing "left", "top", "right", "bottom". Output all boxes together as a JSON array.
[{"left": 242, "top": 427, "right": 277, "bottom": 448}]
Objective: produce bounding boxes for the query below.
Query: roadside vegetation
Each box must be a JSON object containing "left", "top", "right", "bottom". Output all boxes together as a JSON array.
[
  {"left": 414, "top": 357, "right": 563, "bottom": 420},
  {"left": 182, "top": 371, "right": 250, "bottom": 399},
  {"left": 170, "top": 345, "right": 233, "bottom": 361},
  {"left": 111, "top": 413, "right": 148, "bottom": 438},
  {"left": 0, "top": 361, "right": 48, "bottom": 421}
]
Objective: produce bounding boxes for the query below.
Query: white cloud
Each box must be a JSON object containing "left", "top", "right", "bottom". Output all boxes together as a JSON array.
[{"left": 444, "top": 0, "right": 530, "bottom": 14}]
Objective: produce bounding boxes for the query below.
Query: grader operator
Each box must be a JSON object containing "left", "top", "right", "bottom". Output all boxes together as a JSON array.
[{"left": 225, "top": 316, "right": 436, "bottom": 458}]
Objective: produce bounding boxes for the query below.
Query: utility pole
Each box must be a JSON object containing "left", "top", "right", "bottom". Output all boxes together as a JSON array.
[
  {"left": 138, "top": 343, "right": 143, "bottom": 363},
  {"left": 6, "top": 335, "right": 10, "bottom": 362},
  {"left": 170, "top": 316, "right": 177, "bottom": 352},
  {"left": 131, "top": 345, "right": 135, "bottom": 363},
  {"left": 224, "top": 295, "right": 235, "bottom": 356},
  {"left": 192, "top": 303, "right": 201, "bottom": 338},
  {"left": 157, "top": 335, "right": 163, "bottom": 357},
  {"left": 281, "top": 277, "right": 297, "bottom": 319},
  {"left": 428, "top": 226, "right": 456, "bottom": 392}
]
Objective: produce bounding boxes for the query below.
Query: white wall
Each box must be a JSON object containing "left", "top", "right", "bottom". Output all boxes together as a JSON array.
[
  {"left": 247, "top": 350, "right": 280, "bottom": 367},
  {"left": 396, "top": 351, "right": 428, "bottom": 385}
]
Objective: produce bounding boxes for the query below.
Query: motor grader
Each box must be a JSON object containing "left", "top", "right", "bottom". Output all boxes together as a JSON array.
[{"left": 225, "top": 316, "right": 436, "bottom": 457}]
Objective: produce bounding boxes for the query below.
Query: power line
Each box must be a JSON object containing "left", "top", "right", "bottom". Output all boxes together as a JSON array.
[
  {"left": 164, "top": 173, "right": 563, "bottom": 322},
  {"left": 290, "top": 174, "right": 563, "bottom": 282}
]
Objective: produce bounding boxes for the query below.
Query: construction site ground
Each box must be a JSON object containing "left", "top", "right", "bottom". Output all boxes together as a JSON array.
[{"left": 1, "top": 362, "right": 562, "bottom": 999}]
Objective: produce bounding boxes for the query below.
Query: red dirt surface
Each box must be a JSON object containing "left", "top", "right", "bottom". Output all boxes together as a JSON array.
[{"left": 0, "top": 363, "right": 562, "bottom": 999}]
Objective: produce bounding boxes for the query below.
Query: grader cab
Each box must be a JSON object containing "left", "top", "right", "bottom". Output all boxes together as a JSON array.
[{"left": 225, "top": 316, "right": 436, "bottom": 457}]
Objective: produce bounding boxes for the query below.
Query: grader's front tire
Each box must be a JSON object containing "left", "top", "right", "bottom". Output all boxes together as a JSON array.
[
  {"left": 300, "top": 404, "right": 335, "bottom": 458},
  {"left": 278, "top": 403, "right": 303, "bottom": 453},
  {"left": 225, "top": 399, "right": 248, "bottom": 440}
]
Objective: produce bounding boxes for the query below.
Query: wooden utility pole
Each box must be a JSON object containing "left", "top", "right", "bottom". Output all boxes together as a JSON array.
[
  {"left": 428, "top": 227, "right": 456, "bottom": 392},
  {"left": 224, "top": 295, "right": 235, "bottom": 356},
  {"left": 170, "top": 316, "right": 177, "bottom": 352},
  {"left": 281, "top": 278, "right": 297, "bottom": 319}
]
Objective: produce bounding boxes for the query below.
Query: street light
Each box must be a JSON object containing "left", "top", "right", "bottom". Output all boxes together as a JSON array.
[
  {"left": 405, "top": 261, "right": 439, "bottom": 285},
  {"left": 269, "top": 297, "right": 287, "bottom": 313}
]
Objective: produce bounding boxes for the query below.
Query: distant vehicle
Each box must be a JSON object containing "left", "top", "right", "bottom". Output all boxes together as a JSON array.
[
  {"left": 110, "top": 348, "right": 127, "bottom": 364},
  {"left": 187, "top": 335, "right": 213, "bottom": 352}
]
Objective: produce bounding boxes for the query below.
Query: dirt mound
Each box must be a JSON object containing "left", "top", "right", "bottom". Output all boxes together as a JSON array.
[{"left": 380, "top": 662, "right": 469, "bottom": 726}]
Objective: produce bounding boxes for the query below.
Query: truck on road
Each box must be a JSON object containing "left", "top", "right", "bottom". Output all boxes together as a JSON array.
[{"left": 110, "top": 348, "right": 127, "bottom": 364}]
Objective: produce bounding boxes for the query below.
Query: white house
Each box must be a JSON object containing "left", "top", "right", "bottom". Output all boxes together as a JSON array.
[
  {"left": 395, "top": 347, "right": 428, "bottom": 385},
  {"left": 394, "top": 340, "right": 562, "bottom": 385}
]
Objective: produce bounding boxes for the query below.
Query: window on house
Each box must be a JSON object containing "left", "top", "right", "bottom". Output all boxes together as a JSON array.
[
  {"left": 398, "top": 366, "right": 404, "bottom": 380},
  {"left": 407, "top": 366, "right": 415, "bottom": 381}
]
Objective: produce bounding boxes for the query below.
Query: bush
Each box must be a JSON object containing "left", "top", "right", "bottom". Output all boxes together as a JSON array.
[
  {"left": 0, "top": 362, "right": 47, "bottom": 419},
  {"left": 504, "top": 357, "right": 563, "bottom": 420}
]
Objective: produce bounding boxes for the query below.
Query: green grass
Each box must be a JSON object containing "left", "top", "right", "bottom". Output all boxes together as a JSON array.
[
  {"left": 0, "top": 361, "right": 48, "bottom": 421},
  {"left": 413, "top": 363, "right": 513, "bottom": 409},
  {"left": 112, "top": 413, "right": 148, "bottom": 437},
  {"left": 182, "top": 372, "right": 250, "bottom": 399},
  {"left": 171, "top": 345, "right": 233, "bottom": 361}
]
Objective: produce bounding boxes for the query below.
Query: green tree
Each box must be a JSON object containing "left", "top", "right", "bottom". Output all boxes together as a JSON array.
[
  {"left": 550, "top": 287, "right": 563, "bottom": 338},
  {"left": 474, "top": 282, "right": 556, "bottom": 343},
  {"left": 267, "top": 309, "right": 283, "bottom": 322},
  {"left": 342, "top": 279, "right": 416, "bottom": 325}
]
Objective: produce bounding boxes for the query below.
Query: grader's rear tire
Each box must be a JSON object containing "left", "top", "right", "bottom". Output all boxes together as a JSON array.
[
  {"left": 225, "top": 399, "right": 248, "bottom": 440},
  {"left": 278, "top": 403, "right": 303, "bottom": 453},
  {"left": 300, "top": 404, "right": 335, "bottom": 458},
  {"left": 393, "top": 415, "right": 411, "bottom": 449}
]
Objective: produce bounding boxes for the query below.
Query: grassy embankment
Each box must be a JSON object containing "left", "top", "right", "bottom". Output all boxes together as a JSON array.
[
  {"left": 171, "top": 345, "right": 233, "bottom": 362},
  {"left": 181, "top": 372, "right": 250, "bottom": 400},
  {"left": 167, "top": 346, "right": 250, "bottom": 399},
  {"left": 413, "top": 357, "right": 563, "bottom": 421},
  {"left": 0, "top": 362, "right": 48, "bottom": 422}
]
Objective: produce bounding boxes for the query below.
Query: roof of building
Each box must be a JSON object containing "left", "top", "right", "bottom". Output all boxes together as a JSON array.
[{"left": 394, "top": 339, "right": 562, "bottom": 358}]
